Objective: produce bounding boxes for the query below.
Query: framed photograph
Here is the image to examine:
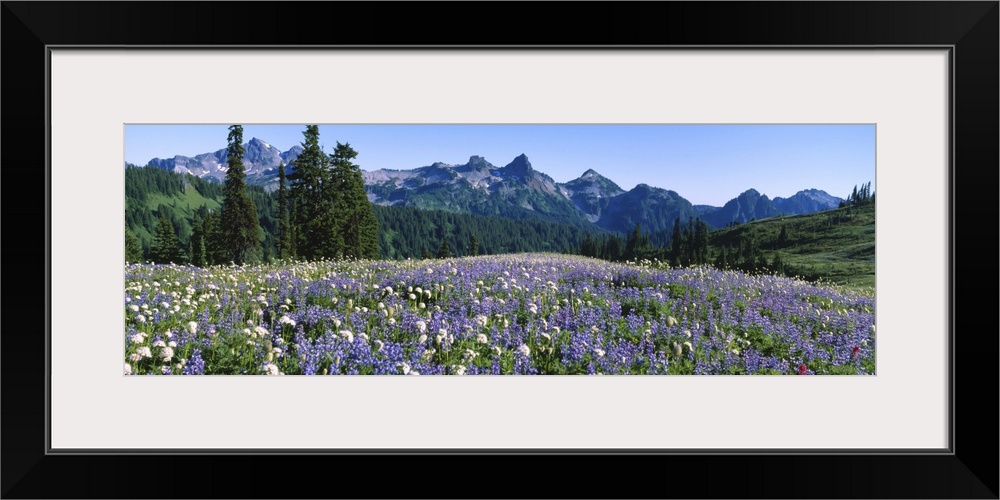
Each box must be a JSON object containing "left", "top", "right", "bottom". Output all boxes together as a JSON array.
[{"left": 4, "top": 2, "right": 996, "bottom": 498}]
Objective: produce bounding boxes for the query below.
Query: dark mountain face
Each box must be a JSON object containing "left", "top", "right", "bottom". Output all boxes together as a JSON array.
[
  {"left": 557, "top": 169, "right": 625, "bottom": 222},
  {"left": 772, "top": 189, "right": 843, "bottom": 215},
  {"left": 363, "top": 154, "right": 589, "bottom": 226},
  {"left": 597, "top": 183, "right": 697, "bottom": 235},
  {"left": 702, "top": 189, "right": 781, "bottom": 228}
]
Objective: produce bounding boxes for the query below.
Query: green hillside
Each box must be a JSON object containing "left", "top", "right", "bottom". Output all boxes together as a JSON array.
[{"left": 708, "top": 203, "right": 875, "bottom": 289}]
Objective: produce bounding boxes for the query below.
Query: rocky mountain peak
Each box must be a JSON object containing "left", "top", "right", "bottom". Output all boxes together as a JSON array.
[{"left": 502, "top": 154, "right": 533, "bottom": 177}]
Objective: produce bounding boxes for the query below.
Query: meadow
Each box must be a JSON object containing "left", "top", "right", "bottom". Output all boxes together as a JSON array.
[{"left": 124, "top": 253, "right": 875, "bottom": 375}]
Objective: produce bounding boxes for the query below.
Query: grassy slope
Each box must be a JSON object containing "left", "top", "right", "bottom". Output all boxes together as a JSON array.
[
  {"left": 133, "top": 181, "right": 222, "bottom": 245},
  {"left": 144, "top": 181, "right": 222, "bottom": 213},
  {"left": 708, "top": 203, "right": 875, "bottom": 289}
]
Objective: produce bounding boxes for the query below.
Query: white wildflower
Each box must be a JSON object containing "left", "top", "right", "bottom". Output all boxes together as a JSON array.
[
  {"left": 161, "top": 346, "right": 174, "bottom": 361},
  {"left": 416, "top": 320, "right": 427, "bottom": 333},
  {"left": 124, "top": 363, "right": 132, "bottom": 375},
  {"left": 153, "top": 340, "right": 166, "bottom": 348},
  {"left": 517, "top": 344, "right": 531, "bottom": 357},
  {"left": 263, "top": 363, "right": 280, "bottom": 375},
  {"left": 339, "top": 330, "right": 354, "bottom": 343},
  {"left": 476, "top": 333, "right": 488, "bottom": 344}
]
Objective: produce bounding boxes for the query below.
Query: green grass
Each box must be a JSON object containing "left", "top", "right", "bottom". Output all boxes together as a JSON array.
[
  {"left": 709, "top": 203, "right": 875, "bottom": 290},
  {"left": 145, "top": 182, "right": 221, "bottom": 214}
]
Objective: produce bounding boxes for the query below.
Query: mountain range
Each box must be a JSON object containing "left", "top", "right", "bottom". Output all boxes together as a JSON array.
[{"left": 133, "top": 140, "right": 844, "bottom": 234}]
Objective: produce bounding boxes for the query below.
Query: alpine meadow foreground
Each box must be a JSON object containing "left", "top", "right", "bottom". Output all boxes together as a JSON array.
[{"left": 124, "top": 253, "right": 875, "bottom": 375}]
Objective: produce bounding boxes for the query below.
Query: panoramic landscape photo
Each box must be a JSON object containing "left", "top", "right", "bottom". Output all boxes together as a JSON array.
[{"left": 124, "top": 124, "right": 875, "bottom": 376}]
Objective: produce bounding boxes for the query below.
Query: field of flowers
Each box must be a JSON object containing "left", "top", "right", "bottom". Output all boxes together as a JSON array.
[{"left": 124, "top": 253, "right": 875, "bottom": 375}]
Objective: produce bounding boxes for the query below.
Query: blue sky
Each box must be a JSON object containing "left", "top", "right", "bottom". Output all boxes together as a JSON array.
[{"left": 125, "top": 124, "right": 874, "bottom": 207}]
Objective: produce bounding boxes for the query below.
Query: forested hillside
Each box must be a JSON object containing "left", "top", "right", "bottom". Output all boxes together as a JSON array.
[{"left": 125, "top": 165, "right": 604, "bottom": 262}]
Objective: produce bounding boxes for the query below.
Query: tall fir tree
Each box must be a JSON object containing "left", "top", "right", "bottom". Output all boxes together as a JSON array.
[
  {"left": 670, "top": 217, "right": 682, "bottom": 267},
  {"left": 125, "top": 227, "right": 143, "bottom": 263},
  {"left": 694, "top": 218, "right": 708, "bottom": 264},
  {"left": 288, "top": 125, "right": 339, "bottom": 260},
  {"left": 149, "top": 211, "right": 185, "bottom": 264},
  {"left": 625, "top": 223, "right": 642, "bottom": 261},
  {"left": 277, "top": 162, "right": 293, "bottom": 259},
  {"left": 469, "top": 233, "right": 479, "bottom": 256},
  {"left": 330, "top": 141, "right": 378, "bottom": 259},
  {"left": 436, "top": 237, "right": 452, "bottom": 258},
  {"left": 220, "top": 125, "right": 262, "bottom": 264},
  {"left": 203, "top": 210, "right": 226, "bottom": 265}
]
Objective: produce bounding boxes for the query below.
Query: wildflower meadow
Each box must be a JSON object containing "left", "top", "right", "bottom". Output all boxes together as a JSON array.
[{"left": 124, "top": 253, "right": 874, "bottom": 375}]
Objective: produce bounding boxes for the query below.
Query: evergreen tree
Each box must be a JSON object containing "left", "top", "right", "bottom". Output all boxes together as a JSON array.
[
  {"left": 604, "top": 235, "right": 623, "bottom": 260},
  {"left": 778, "top": 224, "right": 788, "bottom": 246},
  {"left": 694, "top": 218, "right": 707, "bottom": 264},
  {"left": 684, "top": 222, "right": 696, "bottom": 266},
  {"left": 713, "top": 246, "right": 728, "bottom": 269},
  {"left": 771, "top": 253, "right": 785, "bottom": 276},
  {"left": 203, "top": 210, "right": 226, "bottom": 265},
  {"left": 125, "top": 227, "right": 143, "bottom": 263},
  {"left": 469, "top": 234, "right": 479, "bottom": 256},
  {"left": 422, "top": 249, "right": 432, "bottom": 260},
  {"left": 624, "top": 223, "right": 642, "bottom": 260},
  {"left": 220, "top": 125, "right": 262, "bottom": 264},
  {"left": 437, "top": 237, "right": 452, "bottom": 258},
  {"left": 331, "top": 142, "right": 379, "bottom": 259},
  {"left": 579, "top": 233, "right": 595, "bottom": 258},
  {"left": 193, "top": 231, "right": 207, "bottom": 267},
  {"left": 277, "top": 162, "right": 293, "bottom": 260},
  {"left": 149, "top": 211, "right": 185, "bottom": 264},
  {"left": 289, "top": 125, "right": 339, "bottom": 260},
  {"left": 670, "top": 217, "right": 682, "bottom": 266}
]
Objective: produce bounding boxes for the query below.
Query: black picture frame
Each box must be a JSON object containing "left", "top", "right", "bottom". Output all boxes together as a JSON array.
[{"left": 3, "top": 2, "right": 996, "bottom": 498}]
